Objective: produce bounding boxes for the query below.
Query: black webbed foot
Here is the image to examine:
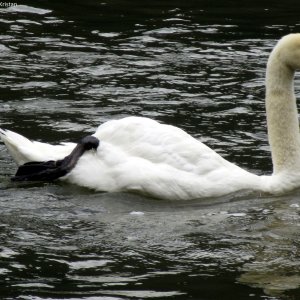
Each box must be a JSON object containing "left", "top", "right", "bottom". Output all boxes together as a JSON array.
[{"left": 12, "top": 135, "right": 100, "bottom": 182}]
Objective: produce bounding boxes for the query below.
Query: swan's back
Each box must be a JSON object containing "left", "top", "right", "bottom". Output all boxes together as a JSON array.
[{"left": 95, "top": 117, "right": 228, "bottom": 176}]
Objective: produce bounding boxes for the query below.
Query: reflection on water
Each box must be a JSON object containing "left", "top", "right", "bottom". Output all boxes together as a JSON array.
[{"left": 1, "top": 0, "right": 300, "bottom": 299}]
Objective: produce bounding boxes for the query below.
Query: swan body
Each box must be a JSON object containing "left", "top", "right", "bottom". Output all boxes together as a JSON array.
[
  {"left": 0, "top": 117, "right": 263, "bottom": 199},
  {"left": 1, "top": 33, "right": 300, "bottom": 200}
]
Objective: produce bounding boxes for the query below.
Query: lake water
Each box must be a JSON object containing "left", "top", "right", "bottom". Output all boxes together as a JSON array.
[{"left": 1, "top": 1, "right": 300, "bottom": 299}]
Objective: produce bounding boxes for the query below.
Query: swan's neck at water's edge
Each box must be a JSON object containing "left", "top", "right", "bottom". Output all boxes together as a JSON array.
[{"left": 266, "top": 52, "right": 300, "bottom": 174}]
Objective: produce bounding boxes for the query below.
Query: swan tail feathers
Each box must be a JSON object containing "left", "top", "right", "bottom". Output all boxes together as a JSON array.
[
  {"left": 0, "top": 129, "right": 36, "bottom": 165},
  {"left": 0, "top": 129, "right": 73, "bottom": 166}
]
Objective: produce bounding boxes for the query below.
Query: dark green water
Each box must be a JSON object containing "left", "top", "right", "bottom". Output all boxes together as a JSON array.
[{"left": 1, "top": 1, "right": 300, "bottom": 299}]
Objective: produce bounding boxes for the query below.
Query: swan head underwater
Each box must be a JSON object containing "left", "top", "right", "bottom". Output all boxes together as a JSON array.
[{"left": 2, "top": 33, "right": 300, "bottom": 200}]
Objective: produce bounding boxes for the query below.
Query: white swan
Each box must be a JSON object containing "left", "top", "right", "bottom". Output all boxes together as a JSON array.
[{"left": 1, "top": 33, "right": 300, "bottom": 200}]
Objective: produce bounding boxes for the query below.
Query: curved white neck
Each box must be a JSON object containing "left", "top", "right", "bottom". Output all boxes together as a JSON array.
[{"left": 266, "top": 51, "right": 300, "bottom": 174}]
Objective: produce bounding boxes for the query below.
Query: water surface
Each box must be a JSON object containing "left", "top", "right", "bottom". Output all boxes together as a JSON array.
[{"left": 1, "top": 1, "right": 300, "bottom": 299}]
